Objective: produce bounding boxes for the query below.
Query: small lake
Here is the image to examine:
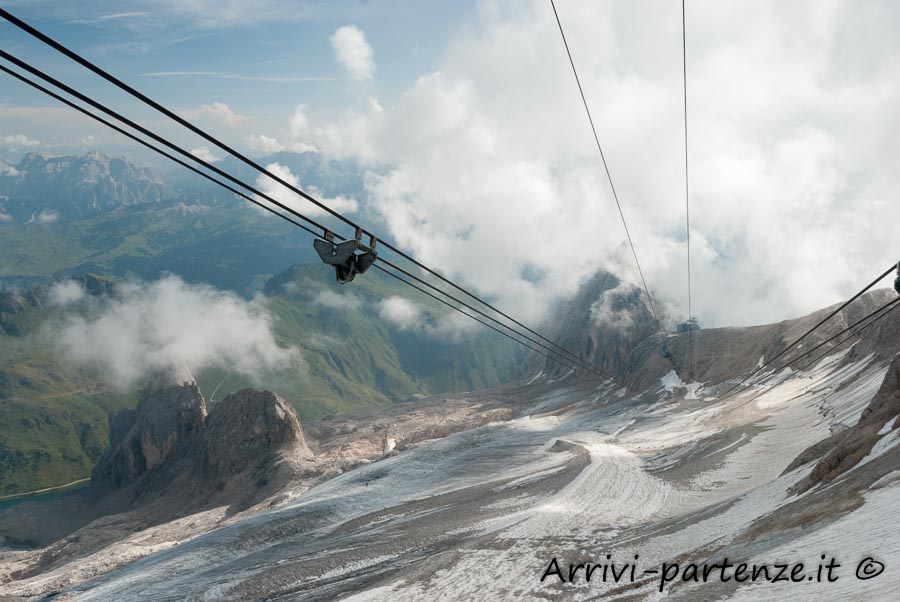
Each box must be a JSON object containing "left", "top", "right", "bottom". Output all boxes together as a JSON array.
[{"left": 0, "top": 480, "right": 90, "bottom": 511}]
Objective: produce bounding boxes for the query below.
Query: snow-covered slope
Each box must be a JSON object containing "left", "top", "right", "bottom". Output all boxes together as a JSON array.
[
  {"left": 3, "top": 286, "right": 899, "bottom": 601},
  {"left": 25, "top": 337, "right": 898, "bottom": 601}
]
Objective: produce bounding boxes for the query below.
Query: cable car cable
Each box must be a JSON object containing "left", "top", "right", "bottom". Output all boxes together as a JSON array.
[
  {"left": 681, "top": 0, "right": 696, "bottom": 379},
  {"left": 728, "top": 296, "right": 900, "bottom": 411},
  {"left": 717, "top": 263, "right": 898, "bottom": 401},
  {"left": 0, "top": 59, "right": 626, "bottom": 384},
  {"left": 548, "top": 0, "right": 666, "bottom": 342},
  {"left": 0, "top": 7, "right": 598, "bottom": 376}
]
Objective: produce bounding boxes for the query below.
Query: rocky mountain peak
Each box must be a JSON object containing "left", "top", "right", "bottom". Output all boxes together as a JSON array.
[
  {"left": 204, "top": 389, "right": 311, "bottom": 484},
  {"left": 91, "top": 366, "right": 311, "bottom": 512},
  {"left": 92, "top": 365, "right": 206, "bottom": 489},
  {"left": 538, "top": 270, "right": 661, "bottom": 382}
]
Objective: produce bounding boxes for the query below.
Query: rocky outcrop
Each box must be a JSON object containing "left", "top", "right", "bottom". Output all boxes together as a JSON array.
[
  {"left": 202, "top": 389, "right": 313, "bottom": 511},
  {"left": 205, "top": 389, "right": 307, "bottom": 479},
  {"left": 789, "top": 354, "right": 900, "bottom": 493},
  {"left": 536, "top": 271, "right": 665, "bottom": 386},
  {"left": 91, "top": 366, "right": 206, "bottom": 491},
  {"left": 79, "top": 274, "right": 116, "bottom": 297},
  {"left": 0, "top": 368, "right": 313, "bottom": 552},
  {"left": 90, "top": 367, "right": 312, "bottom": 509}
]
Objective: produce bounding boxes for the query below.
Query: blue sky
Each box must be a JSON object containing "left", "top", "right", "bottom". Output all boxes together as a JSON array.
[{"left": 0, "top": 0, "right": 475, "bottom": 157}]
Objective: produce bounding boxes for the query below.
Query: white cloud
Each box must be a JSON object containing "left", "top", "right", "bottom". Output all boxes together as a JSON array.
[
  {"left": 67, "top": 11, "right": 152, "bottom": 25},
  {"left": 0, "top": 133, "right": 40, "bottom": 148},
  {"left": 48, "top": 280, "right": 86, "bottom": 306},
  {"left": 376, "top": 296, "right": 478, "bottom": 341},
  {"left": 0, "top": 211, "right": 11, "bottom": 222},
  {"left": 31, "top": 210, "right": 58, "bottom": 224},
  {"left": 311, "top": 289, "right": 362, "bottom": 311},
  {"left": 590, "top": 282, "right": 640, "bottom": 332},
  {"left": 48, "top": 275, "right": 297, "bottom": 389},
  {"left": 246, "top": 133, "right": 317, "bottom": 155},
  {"left": 286, "top": 0, "right": 900, "bottom": 328},
  {"left": 247, "top": 134, "right": 285, "bottom": 153},
  {"left": 377, "top": 296, "right": 422, "bottom": 331},
  {"left": 330, "top": 25, "right": 376, "bottom": 81},
  {"left": 253, "top": 162, "right": 358, "bottom": 217},
  {"left": 190, "top": 146, "right": 222, "bottom": 163},
  {"left": 80, "top": 134, "right": 99, "bottom": 146},
  {"left": 179, "top": 102, "right": 246, "bottom": 126}
]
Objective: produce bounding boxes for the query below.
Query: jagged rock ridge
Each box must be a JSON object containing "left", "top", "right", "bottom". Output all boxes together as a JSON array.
[
  {"left": 0, "top": 151, "right": 172, "bottom": 222},
  {"left": 92, "top": 366, "right": 312, "bottom": 508}
]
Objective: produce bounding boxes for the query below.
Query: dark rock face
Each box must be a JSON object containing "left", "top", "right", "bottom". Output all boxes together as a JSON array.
[
  {"left": 91, "top": 368, "right": 310, "bottom": 508},
  {"left": 92, "top": 367, "right": 206, "bottom": 490},
  {"left": 79, "top": 274, "right": 116, "bottom": 297},
  {"left": 537, "top": 271, "right": 662, "bottom": 385}
]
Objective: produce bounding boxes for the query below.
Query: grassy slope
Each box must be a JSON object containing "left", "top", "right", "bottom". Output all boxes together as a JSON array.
[
  {"left": 0, "top": 332, "right": 135, "bottom": 495},
  {"left": 0, "top": 204, "right": 318, "bottom": 294}
]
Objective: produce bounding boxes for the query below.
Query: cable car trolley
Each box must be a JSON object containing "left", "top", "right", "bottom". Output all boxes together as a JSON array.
[
  {"left": 314, "top": 228, "right": 377, "bottom": 284},
  {"left": 895, "top": 261, "right": 900, "bottom": 295}
]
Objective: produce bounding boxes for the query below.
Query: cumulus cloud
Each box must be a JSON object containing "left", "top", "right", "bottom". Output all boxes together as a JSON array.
[
  {"left": 253, "top": 162, "right": 358, "bottom": 217},
  {"left": 311, "top": 289, "right": 362, "bottom": 311},
  {"left": 0, "top": 211, "right": 11, "bottom": 222},
  {"left": 179, "top": 102, "right": 247, "bottom": 126},
  {"left": 282, "top": 0, "right": 900, "bottom": 328},
  {"left": 190, "top": 146, "right": 222, "bottom": 163},
  {"left": 48, "top": 280, "right": 86, "bottom": 306},
  {"left": 590, "top": 282, "right": 642, "bottom": 332},
  {"left": 247, "top": 134, "right": 286, "bottom": 154},
  {"left": 27, "top": 210, "right": 58, "bottom": 224},
  {"left": 330, "top": 25, "right": 376, "bottom": 81},
  {"left": 246, "top": 133, "right": 317, "bottom": 155},
  {"left": 0, "top": 133, "right": 40, "bottom": 148},
  {"left": 47, "top": 276, "right": 297, "bottom": 389},
  {"left": 378, "top": 296, "right": 422, "bottom": 331},
  {"left": 377, "top": 296, "right": 478, "bottom": 341}
]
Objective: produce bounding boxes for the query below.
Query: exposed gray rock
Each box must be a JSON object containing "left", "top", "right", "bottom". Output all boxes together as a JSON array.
[
  {"left": 535, "top": 270, "right": 664, "bottom": 386},
  {"left": 204, "top": 389, "right": 308, "bottom": 480},
  {"left": 91, "top": 366, "right": 206, "bottom": 491},
  {"left": 537, "top": 269, "right": 899, "bottom": 390}
]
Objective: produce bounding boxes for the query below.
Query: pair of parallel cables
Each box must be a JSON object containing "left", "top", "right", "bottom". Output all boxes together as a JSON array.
[
  {"left": 550, "top": 1, "right": 899, "bottom": 399},
  {"left": 550, "top": 0, "right": 697, "bottom": 378},
  {"left": 3, "top": 8, "right": 894, "bottom": 396},
  {"left": 0, "top": 8, "right": 634, "bottom": 388}
]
